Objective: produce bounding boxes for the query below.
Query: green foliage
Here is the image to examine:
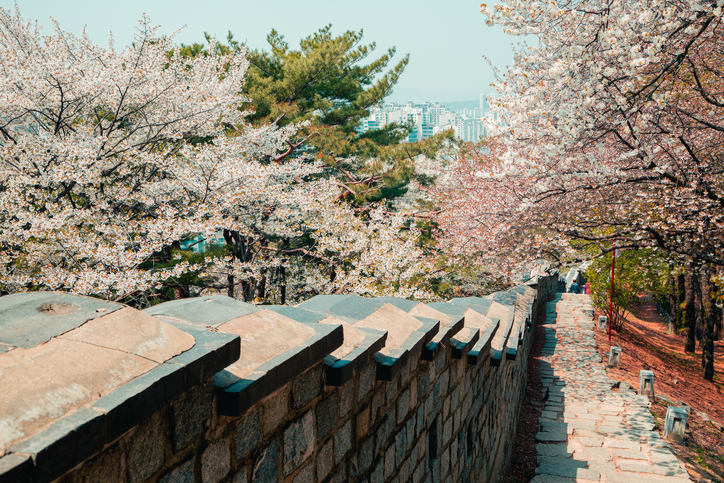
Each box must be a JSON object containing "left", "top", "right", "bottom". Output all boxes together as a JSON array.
[
  {"left": 132, "top": 245, "right": 229, "bottom": 308},
  {"left": 182, "top": 26, "right": 407, "bottom": 133},
  {"left": 172, "top": 26, "right": 454, "bottom": 302},
  {"left": 585, "top": 248, "right": 671, "bottom": 330},
  {"left": 244, "top": 25, "right": 408, "bottom": 132},
  {"left": 181, "top": 26, "right": 453, "bottom": 207},
  {"left": 428, "top": 252, "right": 510, "bottom": 299}
]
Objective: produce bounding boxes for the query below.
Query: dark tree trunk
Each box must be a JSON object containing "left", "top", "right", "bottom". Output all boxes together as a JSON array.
[
  {"left": 676, "top": 274, "right": 685, "bottom": 331},
  {"left": 242, "top": 280, "right": 252, "bottom": 302},
  {"left": 280, "top": 265, "right": 287, "bottom": 305},
  {"left": 223, "top": 228, "right": 257, "bottom": 301},
  {"left": 667, "top": 276, "right": 677, "bottom": 334},
  {"left": 258, "top": 274, "right": 266, "bottom": 300},
  {"left": 701, "top": 265, "right": 715, "bottom": 380},
  {"left": 693, "top": 273, "right": 703, "bottom": 343},
  {"left": 227, "top": 273, "right": 234, "bottom": 298},
  {"left": 684, "top": 257, "right": 697, "bottom": 353}
]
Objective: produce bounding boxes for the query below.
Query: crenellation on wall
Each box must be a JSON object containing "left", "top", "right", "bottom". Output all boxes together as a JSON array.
[{"left": 0, "top": 272, "right": 563, "bottom": 483}]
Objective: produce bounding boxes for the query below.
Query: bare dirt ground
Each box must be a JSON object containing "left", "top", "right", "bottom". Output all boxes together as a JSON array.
[{"left": 594, "top": 294, "right": 724, "bottom": 483}]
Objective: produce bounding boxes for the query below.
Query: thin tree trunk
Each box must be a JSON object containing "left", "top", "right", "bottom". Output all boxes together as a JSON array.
[
  {"left": 668, "top": 276, "right": 677, "bottom": 334},
  {"left": 694, "top": 272, "right": 703, "bottom": 343},
  {"left": 242, "top": 280, "right": 252, "bottom": 302},
  {"left": 701, "top": 265, "right": 715, "bottom": 380},
  {"left": 258, "top": 274, "right": 266, "bottom": 300},
  {"left": 684, "top": 257, "right": 697, "bottom": 353},
  {"left": 227, "top": 273, "right": 234, "bottom": 298},
  {"left": 280, "top": 265, "right": 287, "bottom": 305},
  {"left": 676, "top": 274, "right": 685, "bottom": 332}
]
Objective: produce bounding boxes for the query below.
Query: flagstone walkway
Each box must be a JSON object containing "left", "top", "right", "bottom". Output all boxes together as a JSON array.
[{"left": 532, "top": 293, "right": 691, "bottom": 483}]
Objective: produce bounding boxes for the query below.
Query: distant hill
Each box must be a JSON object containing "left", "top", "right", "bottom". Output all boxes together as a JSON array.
[{"left": 439, "top": 100, "right": 479, "bottom": 110}]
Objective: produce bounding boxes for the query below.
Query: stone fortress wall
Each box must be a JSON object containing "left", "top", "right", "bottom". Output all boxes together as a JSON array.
[{"left": 0, "top": 273, "right": 563, "bottom": 483}]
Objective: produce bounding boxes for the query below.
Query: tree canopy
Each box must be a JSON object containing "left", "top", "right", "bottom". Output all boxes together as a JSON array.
[
  {"left": 438, "top": 0, "right": 724, "bottom": 271},
  {"left": 0, "top": 9, "right": 441, "bottom": 305}
]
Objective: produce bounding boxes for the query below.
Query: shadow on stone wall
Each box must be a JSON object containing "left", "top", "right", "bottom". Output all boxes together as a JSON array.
[{"left": 0, "top": 273, "right": 564, "bottom": 483}]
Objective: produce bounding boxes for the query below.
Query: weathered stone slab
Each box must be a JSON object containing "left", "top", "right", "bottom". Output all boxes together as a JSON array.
[
  {"left": 606, "top": 440, "right": 640, "bottom": 450},
  {"left": 143, "top": 294, "right": 259, "bottom": 326},
  {"left": 618, "top": 460, "right": 687, "bottom": 477},
  {"left": 576, "top": 437, "right": 603, "bottom": 447},
  {"left": 1, "top": 306, "right": 196, "bottom": 453},
  {"left": 536, "top": 431, "right": 568, "bottom": 442},
  {"left": 536, "top": 444, "right": 573, "bottom": 458},
  {"left": 268, "top": 305, "right": 386, "bottom": 386},
  {"left": 536, "top": 462, "right": 600, "bottom": 480},
  {"left": 0, "top": 292, "right": 239, "bottom": 483},
  {"left": 0, "top": 292, "right": 121, "bottom": 349}
]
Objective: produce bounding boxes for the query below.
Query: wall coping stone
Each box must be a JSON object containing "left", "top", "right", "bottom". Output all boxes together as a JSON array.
[
  {"left": 1, "top": 273, "right": 563, "bottom": 483},
  {"left": 449, "top": 327, "right": 480, "bottom": 359},
  {"left": 375, "top": 317, "right": 439, "bottom": 381},
  {"left": 0, "top": 294, "right": 239, "bottom": 483},
  {"left": 180, "top": 321, "right": 342, "bottom": 417},
  {"left": 0, "top": 292, "right": 122, "bottom": 350},
  {"left": 468, "top": 318, "right": 500, "bottom": 365},
  {"left": 266, "top": 305, "right": 388, "bottom": 386}
]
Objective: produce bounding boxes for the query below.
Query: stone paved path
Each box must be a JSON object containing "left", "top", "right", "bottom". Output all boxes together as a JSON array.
[{"left": 532, "top": 293, "right": 691, "bottom": 483}]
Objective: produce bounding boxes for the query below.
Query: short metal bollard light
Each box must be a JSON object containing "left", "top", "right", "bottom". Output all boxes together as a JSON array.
[
  {"left": 639, "top": 370, "right": 655, "bottom": 400},
  {"left": 598, "top": 315, "right": 608, "bottom": 332},
  {"left": 663, "top": 406, "right": 688, "bottom": 441},
  {"left": 608, "top": 347, "right": 621, "bottom": 368}
]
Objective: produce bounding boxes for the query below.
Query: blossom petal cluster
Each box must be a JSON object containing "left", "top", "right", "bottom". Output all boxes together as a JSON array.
[
  {"left": 0, "top": 8, "right": 433, "bottom": 301},
  {"left": 436, "top": 0, "right": 724, "bottom": 279}
]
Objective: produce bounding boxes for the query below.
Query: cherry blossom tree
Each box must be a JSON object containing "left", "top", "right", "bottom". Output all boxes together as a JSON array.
[
  {"left": 473, "top": 0, "right": 724, "bottom": 263},
  {"left": 437, "top": 1, "right": 724, "bottom": 276},
  {"left": 433, "top": 0, "right": 724, "bottom": 378},
  {"left": 0, "top": 7, "right": 435, "bottom": 303},
  {"left": 0, "top": 8, "right": 255, "bottom": 297}
]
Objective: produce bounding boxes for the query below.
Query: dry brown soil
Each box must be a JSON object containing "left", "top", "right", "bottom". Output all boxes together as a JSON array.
[{"left": 595, "top": 294, "right": 724, "bottom": 482}]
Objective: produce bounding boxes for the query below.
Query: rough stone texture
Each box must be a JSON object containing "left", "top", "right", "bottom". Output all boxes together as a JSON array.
[
  {"left": 126, "top": 412, "right": 166, "bottom": 483},
  {"left": 201, "top": 440, "right": 231, "bottom": 483},
  {"left": 172, "top": 383, "right": 214, "bottom": 451},
  {"left": 293, "top": 365, "right": 323, "bottom": 409},
  {"left": 252, "top": 437, "right": 280, "bottom": 483},
  {"left": 160, "top": 458, "right": 194, "bottom": 483},
  {"left": 235, "top": 409, "right": 261, "bottom": 461},
  {"left": 316, "top": 393, "right": 339, "bottom": 441},
  {"left": 4, "top": 274, "right": 563, "bottom": 483},
  {"left": 262, "top": 386, "right": 291, "bottom": 438},
  {"left": 316, "top": 439, "right": 334, "bottom": 481},
  {"left": 283, "top": 411, "right": 315, "bottom": 476},
  {"left": 68, "top": 442, "right": 125, "bottom": 483}
]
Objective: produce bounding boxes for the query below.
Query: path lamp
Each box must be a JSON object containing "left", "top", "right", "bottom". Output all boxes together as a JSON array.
[{"left": 663, "top": 406, "right": 688, "bottom": 441}]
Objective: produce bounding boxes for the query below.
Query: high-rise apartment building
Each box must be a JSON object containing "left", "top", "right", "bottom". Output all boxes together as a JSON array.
[{"left": 359, "top": 95, "right": 490, "bottom": 143}]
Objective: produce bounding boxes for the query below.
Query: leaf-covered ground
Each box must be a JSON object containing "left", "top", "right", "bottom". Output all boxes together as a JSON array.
[
  {"left": 595, "top": 295, "right": 724, "bottom": 483},
  {"left": 503, "top": 295, "right": 551, "bottom": 482}
]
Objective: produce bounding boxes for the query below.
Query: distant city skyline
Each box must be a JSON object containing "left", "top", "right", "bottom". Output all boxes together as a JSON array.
[
  {"left": 358, "top": 96, "right": 493, "bottom": 143},
  {"left": 7, "top": 0, "right": 519, "bottom": 103}
]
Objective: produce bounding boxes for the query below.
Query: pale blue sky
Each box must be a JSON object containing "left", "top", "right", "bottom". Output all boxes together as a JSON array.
[{"left": 6, "top": 0, "right": 517, "bottom": 102}]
